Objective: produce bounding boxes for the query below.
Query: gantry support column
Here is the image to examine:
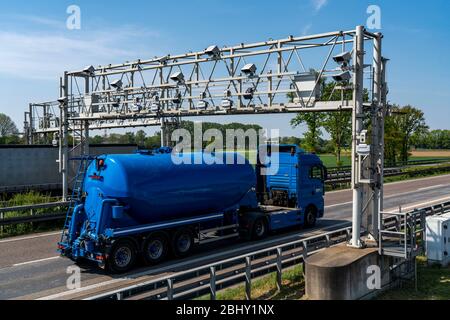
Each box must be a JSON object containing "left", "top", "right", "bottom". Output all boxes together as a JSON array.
[
  {"left": 61, "top": 72, "right": 69, "bottom": 201},
  {"left": 28, "top": 104, "right": 34, "bottom": 145},
  {"left": 379, "top": 57, "right": 389, "bottom": 221},
  {"left": 160, "top": 118, "right": 166, "bottom": 147},
  {"left": 369, "top": 32, "right": 383, "bottom": 240},
  {"left": 84, "top": 76, "right": 90, "bottom": 156},
  {"left": 350, "top": 26, "right": 365, "bottom": 248}
]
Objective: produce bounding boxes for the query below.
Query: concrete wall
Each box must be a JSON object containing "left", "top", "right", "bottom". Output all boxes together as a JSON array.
[{"left": 0, "top": 145, "right": 138, "bottom": 193}]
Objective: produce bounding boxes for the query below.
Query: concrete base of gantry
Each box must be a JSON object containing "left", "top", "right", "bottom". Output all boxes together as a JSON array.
[{"left": 305, "top": 244, "right": 392, "bottom": 300}]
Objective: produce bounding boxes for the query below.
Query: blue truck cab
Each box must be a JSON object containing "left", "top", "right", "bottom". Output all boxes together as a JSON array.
[{"left": 243, "top": 145, "right": 327, "bottom": 239}]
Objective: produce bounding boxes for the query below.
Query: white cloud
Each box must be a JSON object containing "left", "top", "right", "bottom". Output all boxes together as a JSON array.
[
  {"left": 11, "top": 14, "right": 65, "bottom": 28},
  {"left": 302, "top": 23, "right": 313, "bottom": 36},
  {"left": 0, "top": 24, "right": 162, "bottom": 80},
  {"left": 312, "top": 0, "right": 328, "bottom": 12}
]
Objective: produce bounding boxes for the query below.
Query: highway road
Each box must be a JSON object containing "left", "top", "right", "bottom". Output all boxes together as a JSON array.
[{"left": 0, "top": 174, "right": 449, "bottom": 300}]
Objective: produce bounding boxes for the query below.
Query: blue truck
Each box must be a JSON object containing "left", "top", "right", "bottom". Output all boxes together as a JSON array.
[{"left": 58, "top": 145, "right": 326, "bottom": 273}]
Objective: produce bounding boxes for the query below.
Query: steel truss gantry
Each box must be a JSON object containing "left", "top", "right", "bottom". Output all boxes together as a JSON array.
[{"left": 26, "top": 26, "right": 387, "bottom": 247}]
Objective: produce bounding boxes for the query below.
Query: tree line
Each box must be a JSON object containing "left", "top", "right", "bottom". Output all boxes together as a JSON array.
[
  {"left": 0, "top": 96, "right": 447, "bottom": 167},
  {"left": 290, "top": 80, "right": 433, "bottom": 166}
]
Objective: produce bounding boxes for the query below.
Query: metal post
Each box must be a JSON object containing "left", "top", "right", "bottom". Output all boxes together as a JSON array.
[
  {"left": 369, "top": 32, "right": 383, "bottom": 241},
  {"left": 167, "top": 278, "right": 174, "bottom": 300},
  {"left": 350, "top": 25, "right": 365, "bottom": 248},
  {"left": 303, "top": 241, "right": 308, "bottom": 258},
  {"left": 415, "top": 258, "right": 418, "bottom": 292},
  {"left": 245, "top": 257, "right": 252, "bottom": 300},
  {"left": 0, "top": 212, "right": 3, "bottom": 235},
  {"left": 84, "top": 122, "right": 90, "bottom": 156},
  {"left": 61, "top": 72, "right": 69, "bottom": 201},
  {"left": 276, "top": 248, "right": 282, "bottom": 292},
  {"left": 84, "top": 76, "right": 90, "bottom": 156},
  {"left": 160, "top": 118, "right": 166, "bottom": 147},
  {"left": 43, "top": 104, "right": 48, "bottom": 144},
  {"left": 380, "top": 57, "right": 389, "bottom": 212},
  {"left": 210, "top": 266, "right": 217, "bottom": 300},
  {"left": 28, "top": 104, "right": 33, "bottom": 144}
]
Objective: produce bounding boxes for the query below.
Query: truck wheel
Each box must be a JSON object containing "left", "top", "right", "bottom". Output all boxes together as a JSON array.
[
  {"left": 304, "top": 207, "right": 317, "bottom": 228},
  {"left": 172, "top": 229, "right": 194, "bottom": 258},
  {"left": 252, "top": 218, "right": 268, "bottom": 240},
  {"left": 108, "top": 239, "right": 137, "bottom": 273},
  {"left": 143, "top": 233, "right": 169, "bottom": 265}
]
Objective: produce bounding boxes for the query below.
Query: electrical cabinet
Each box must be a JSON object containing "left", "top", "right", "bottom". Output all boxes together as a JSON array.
[{"left": 426, "top": 213, "right": 450, "bottom": 266}]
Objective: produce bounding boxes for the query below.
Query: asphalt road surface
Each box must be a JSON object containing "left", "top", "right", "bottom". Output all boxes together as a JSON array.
[{"left": 0, "top": 174, "right": 449, "bottom": 300}]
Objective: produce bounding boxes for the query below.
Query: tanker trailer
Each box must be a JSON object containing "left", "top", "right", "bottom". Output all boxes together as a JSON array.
[
  {"left": 59, "top": 151, "right": 258, "bottom": 272},
  {"left": 58, "top": 145, "right": 326, "bottom": 273}
]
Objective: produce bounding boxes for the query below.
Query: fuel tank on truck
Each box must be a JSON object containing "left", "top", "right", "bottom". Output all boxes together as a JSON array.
[{"left": 83, "top": 152, "right": 257, "bottom": 225}]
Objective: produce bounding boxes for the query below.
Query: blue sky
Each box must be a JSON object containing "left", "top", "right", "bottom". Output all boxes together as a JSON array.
[{"left": 0, "top": 0, "right": 449, "bottom": 137}]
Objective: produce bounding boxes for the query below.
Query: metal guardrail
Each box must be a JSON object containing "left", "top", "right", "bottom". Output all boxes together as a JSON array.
[
  {"left": 326, "top": 158, "right": 450, "bottom": 173},
  {"left": 87, "top": 227, "right": 352, "bottom": 301},
  {"left": 0, "top": 201, "right": 70, "bottom": 227},
  {"left": 86, "top": 200, "right": 450, "bottom": 301},
  {"left": 326, "top": 164, "right": 450, "bottom": 186}
]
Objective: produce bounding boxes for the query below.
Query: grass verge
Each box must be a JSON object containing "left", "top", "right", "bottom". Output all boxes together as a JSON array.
[
  {"left": 196, "top": 265, "right": 305, "bottom": 300},
  {"left": 196, "top": 256, "right": 450, "bottom": 301},
  {"left": 378, "top": 257, "right": 450, "bottom": 300}
]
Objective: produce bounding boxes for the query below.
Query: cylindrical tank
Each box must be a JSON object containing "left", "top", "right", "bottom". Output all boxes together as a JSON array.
[{"left": 84, "top": 152, "right": 256, "bottom": 224}]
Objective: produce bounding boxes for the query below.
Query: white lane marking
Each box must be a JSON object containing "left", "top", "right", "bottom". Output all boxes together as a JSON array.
[
  {"left": 13, "top": 256, "right": 60, "bottom": 267},
  {"left": 0, "top": 232, "right": 61, "bottom": 244},
  {"left": 326, "top": 174, "right": 450, "bottom": 195},
  {"left": 385, "top": 196, "right": 450, "bottom": 213},
  {"left": 37, "top": 221, "right": 352, "bottom": 300},
  {"left": 384, "top": 174, "right": 450, "bottom": 186},
  {"left": 326, "top": 182, "right": 450, "bottom": 210},
  {"left": 417, "top": 184, "right": 444, "bottom": 191},
  {"left": 326, "top": 201, "right": 353, "bottom": 209},
  {"left": 37, "top": 279, "right": 126, "bottom": 300}
]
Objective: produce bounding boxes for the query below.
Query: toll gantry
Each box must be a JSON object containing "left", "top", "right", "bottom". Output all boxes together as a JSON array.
[{"left": 25, "top": 26, "right": 387, "bottom": 249}]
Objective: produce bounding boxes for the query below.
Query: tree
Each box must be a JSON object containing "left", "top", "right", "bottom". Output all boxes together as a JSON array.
[
  {"left": 0, "top": 113, "right": 19, "bottom": 138},
  {"left": 384, "top": 105, "right": 429, "bottom": 164},
  {"left": 393, "top": 105, "right": 428, "bottom": 162},
  {"left": 90, "top": 135, "right": 105, "bottom": 144},
  {"left": 412, "top": 130, "right": 450, "bottom": 150},
  {"left": 320, "top": 82, "right": 354, "bottom": 166},
  {"left": 135, "top": 130, "right": 147, "bottom": 147},
  {"left": 290, "top": 79, "right": 365, "bottom": 158},
  {"left": 291, "top": 113, "right": 325, "bottom": 153}
]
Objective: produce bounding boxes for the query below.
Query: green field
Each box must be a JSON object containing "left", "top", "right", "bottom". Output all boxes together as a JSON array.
[{"left": 318, "top": 155, "right": 351, "bottom": 168}]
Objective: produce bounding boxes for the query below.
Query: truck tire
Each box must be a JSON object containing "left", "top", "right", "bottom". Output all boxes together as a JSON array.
[
  {"left": 172, "top": 228, "right": 194, "bottom": 258},
  {"left": 143, "top": 233, "right": 169, "bottom": 265},
  {"left": 252, "top": 218, "right": 268, "bottom": 240},
  {"left": 304, "top": 207, "right": 317, "bottom": 228},
  {"left": 108, "top": 239, "right": 137, "bottom": 273}
]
